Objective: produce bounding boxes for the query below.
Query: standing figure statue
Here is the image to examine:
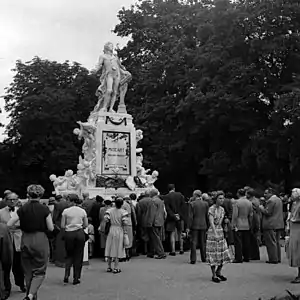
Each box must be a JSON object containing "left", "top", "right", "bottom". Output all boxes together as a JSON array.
[{"left": 91, "top": 42, "right": 132, "bottom": 113}]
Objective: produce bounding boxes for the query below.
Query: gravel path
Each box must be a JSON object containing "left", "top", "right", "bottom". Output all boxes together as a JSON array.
[{"left": 9, "top": 247, "right": 300, "bottom": 300}]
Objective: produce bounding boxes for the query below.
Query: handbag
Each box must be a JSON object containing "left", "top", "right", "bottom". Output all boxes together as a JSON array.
[{"left": 123, "top": 232, "right": 130, "bottom": 248}]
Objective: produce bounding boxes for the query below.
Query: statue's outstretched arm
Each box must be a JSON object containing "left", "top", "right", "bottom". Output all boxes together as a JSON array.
[{"left": 91, "top": 55, "right": 104, "bottom": 74}]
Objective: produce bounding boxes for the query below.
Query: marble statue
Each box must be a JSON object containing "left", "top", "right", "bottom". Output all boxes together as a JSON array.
[
  {"left": 49, "top": 170, "right": 82, "bottom": 195},
  {"left": 145, "top": 170, "right": 159, "bottom": 188},
  {"left": 136, "top": 129, "right": 143, "bottom": 154},
  {"left": 91, "top": 42, "right": 132, "bottom": 113}
]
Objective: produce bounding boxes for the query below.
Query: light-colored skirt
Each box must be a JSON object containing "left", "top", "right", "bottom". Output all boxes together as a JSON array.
[
  {"left": 206, "top": 226, "right": 232, "bottom": 266},
  {"left": 105, "top": 225, "right": 125, "bottom": 259},
  {"left": 287, "top": 222, "right": 300, "bottom": 267}
]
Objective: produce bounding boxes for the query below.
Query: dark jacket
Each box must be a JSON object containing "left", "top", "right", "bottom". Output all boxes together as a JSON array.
[
  {"left": 152, "top": 196, "right": 165, "bottom": 227},
  {"left": 163, "top": 191, "right": 186, "bottom": 223},
  {"left": 261, "top": 195, "right": 284, "bottom": 230},
  {"left": 136, "top": 197, "right": 156, "bottom": 228},
  {"left": 189, "top": 200, "right": 209, "bottom": 230},
  {"left": 222, "top": 198, "right": 233, "bottom": 221},
  {"left": 53, "top": 200, "right": 70, "bottom": 227}
]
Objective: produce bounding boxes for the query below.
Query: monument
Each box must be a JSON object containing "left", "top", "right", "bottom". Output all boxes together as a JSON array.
[{"left": 50, "top": 42, "right": 158, "bottom": 198}]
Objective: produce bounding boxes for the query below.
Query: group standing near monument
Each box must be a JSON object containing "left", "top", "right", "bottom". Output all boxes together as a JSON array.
[{"left": 0, "top": 184, "right": 300, "bottom": 300}]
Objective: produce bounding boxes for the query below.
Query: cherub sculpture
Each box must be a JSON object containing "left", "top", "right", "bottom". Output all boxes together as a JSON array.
[{"left": 145, "top": 170, "right": 159, "bottom": 188}]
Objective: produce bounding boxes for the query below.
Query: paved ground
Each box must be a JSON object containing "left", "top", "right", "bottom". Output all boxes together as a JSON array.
[{"left": 9, "top": 247, "right": 300, "bottom": 300}]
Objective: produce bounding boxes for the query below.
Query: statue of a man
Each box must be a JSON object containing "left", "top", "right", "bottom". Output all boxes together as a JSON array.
[{"left": 91, "top": 42, "right": 132, "bottom": 113}]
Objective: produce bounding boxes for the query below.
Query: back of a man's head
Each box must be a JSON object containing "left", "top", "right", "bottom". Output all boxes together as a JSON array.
[
  {"left": 193, "top": 190, "right": 202, "bottom": 198},
  {"left": 246, "top": 188, "right": 255, "bottom": 199},
  {"left": 168, "top": 184, "right": 175, "bottom": 192},
  {"left": 148, "top": 188, "right": 159, "bottom": 198},
  {"left": 96, "top": 195, "right": 104, "bottom": 203},
  {"left": 82, "top": 192, "right": 89, "bottom": 200},
  {"left": 129, "top": 193, "right": 137, "bottom": 201},
  {"left": 237, "top": 188, "right": 246, "bottom": 198}
]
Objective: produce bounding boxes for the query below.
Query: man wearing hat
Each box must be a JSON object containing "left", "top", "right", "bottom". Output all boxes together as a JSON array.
[{"left": 187, "top": 190, "right": 209, "bottom": 264}]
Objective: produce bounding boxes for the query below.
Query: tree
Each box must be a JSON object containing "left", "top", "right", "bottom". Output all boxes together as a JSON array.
[
  {"left": 114, "top": 0, "right": 300, "bottom": 193},
  {"left": 2, "top": 57, "right": 98, "bottom": 196}
]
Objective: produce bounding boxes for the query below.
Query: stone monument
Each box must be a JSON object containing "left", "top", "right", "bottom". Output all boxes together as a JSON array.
[{"left": 50, "top": 42, "right": 158, "bottom": 198}]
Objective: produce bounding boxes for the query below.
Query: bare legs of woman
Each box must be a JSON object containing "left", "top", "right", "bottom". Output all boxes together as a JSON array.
[
  {"left": 211, "top": 265, "right": 227, "bottom": 283},
  {"left": 106, "top": 258, "right": 121, "bottom": 274}
]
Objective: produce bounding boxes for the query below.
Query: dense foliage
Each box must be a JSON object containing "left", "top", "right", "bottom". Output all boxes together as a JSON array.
[{"left": 1, "top": 0, "right": 300, "bottom": 196}]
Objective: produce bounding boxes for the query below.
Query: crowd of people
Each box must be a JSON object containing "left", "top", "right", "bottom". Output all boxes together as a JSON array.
[{"left": 0, "top": 183, "right": 300, "bottom": 300}]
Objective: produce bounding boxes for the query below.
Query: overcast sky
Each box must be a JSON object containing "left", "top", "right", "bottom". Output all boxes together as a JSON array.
[{"left": 0, "top": 0, "right": 136, "bottom": 140}]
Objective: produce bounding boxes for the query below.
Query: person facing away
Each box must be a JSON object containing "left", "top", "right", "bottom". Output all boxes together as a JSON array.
[
  {"left": 61, "top": 194, "right": 88, "bottom": 285},
  {"left": 232, "top": 188, "right": 253, "bottom": 263},
  {"left": 188, "top": 190, "right": 209, "bottom": 264},
  {"left": 146, "top": 189, "right": 166, "bottom": 259},
  {"left": 7, "top": 184, "right": 54, "bottom": 300},
  {"left": 81, "top": 192, "right": 95, "bottom": 216},
  {"left": 89, "top": 195, "right": 104, "bottom": 257},
  {"left": 259, "top": 188, "right": 284, "bottom": 264},
  {"left": 162, "top": 184, "right": 186, "bottom": 256},
  {"left": 0, "top": 222, "right": 13, "bottom": 300},
  {"left": 104, "top": 197, "right": 129, "bottom": 273},
  {"left": 246, "top": 188, "right": 261, "bottom": 260},
  {"left": 0, "top": 192, "right": 26, "bottom": 296}
]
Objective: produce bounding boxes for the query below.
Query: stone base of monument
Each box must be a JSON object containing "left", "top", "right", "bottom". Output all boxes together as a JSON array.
[{"left": 87, "top": 187, "right": 148, "bottom": 198}]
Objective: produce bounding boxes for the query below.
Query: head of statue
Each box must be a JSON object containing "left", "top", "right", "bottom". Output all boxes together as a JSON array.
[{"left": 103, "top": 42, "right": 114, "bottom": 54}]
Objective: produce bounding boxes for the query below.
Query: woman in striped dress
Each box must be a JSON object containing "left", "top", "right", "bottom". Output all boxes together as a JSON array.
[{"left": 206, "top": 191, "right": 232, "bottom": 283}]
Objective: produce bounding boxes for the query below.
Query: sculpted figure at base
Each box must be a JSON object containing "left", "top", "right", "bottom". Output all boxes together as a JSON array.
[
  {"left": 91, "top": 42, "right": 132, "bottom": 113},
  {"left": 49, "top": 170, "right": 81, "bottom": 195}
]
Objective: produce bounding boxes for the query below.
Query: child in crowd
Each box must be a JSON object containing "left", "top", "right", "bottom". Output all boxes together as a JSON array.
[{"left": 87, "top": 217, "right": 95, "bottom": 258}]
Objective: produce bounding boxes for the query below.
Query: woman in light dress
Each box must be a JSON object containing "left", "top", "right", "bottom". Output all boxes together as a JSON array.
[
  {"left": 287, "top": 188, "right": 300, "bottom": 283},
  {"left": 104, "top": 197, "right": 129, "bottom": 273},
  {"left": 206, "top": 191, "right": 232, "bottom": 283}
]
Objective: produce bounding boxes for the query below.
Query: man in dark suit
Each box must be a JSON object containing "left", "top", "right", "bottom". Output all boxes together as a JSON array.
[
  {"left": 89, "top": 196, "right": 104, "bottom": 257},
  {"left": 162, "top": 184, "right": 186, "bottom": 256},
  {"left": 148, "top": 189, "right": 166, "bottom": 259},
  {"left": 232, "top": 188, "right": 253, "bottom": 263},
  {"left": 259, "top": 188, "right": 284, "bottom": 264},
  {"left": 136, "top": 190, "right": 166, "bottom": 259},
  {"left": 188, "top": 190, "right": 209, "bottom": 264}
]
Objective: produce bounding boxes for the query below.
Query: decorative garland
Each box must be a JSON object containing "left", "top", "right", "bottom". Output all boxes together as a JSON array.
[{"left": 105, "top": 116, "right": 127, "bottom": 126}]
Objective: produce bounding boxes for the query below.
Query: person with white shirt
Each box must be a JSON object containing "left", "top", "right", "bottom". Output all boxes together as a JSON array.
[
  {"left": 61, "top": 194, "right": 88, "bottom": 285},
  {"left": 0, "top": 192, "right": 26, "bottom": 297}
]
